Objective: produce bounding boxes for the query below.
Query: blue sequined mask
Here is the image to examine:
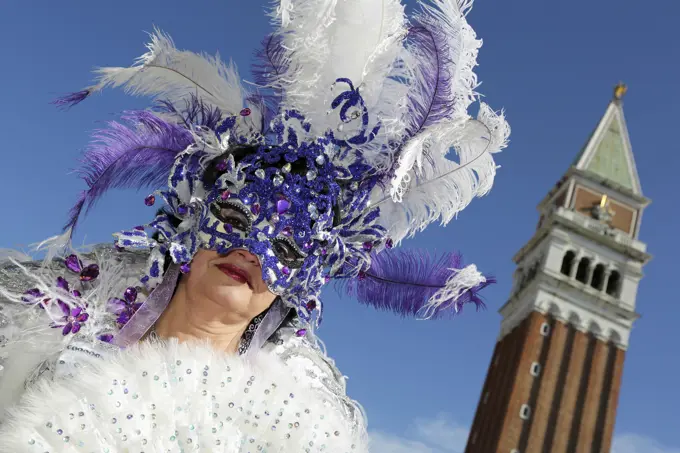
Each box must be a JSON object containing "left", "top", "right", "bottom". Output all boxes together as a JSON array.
[{"left": 114, "top": 80, "right": 390, "bottom": 323}]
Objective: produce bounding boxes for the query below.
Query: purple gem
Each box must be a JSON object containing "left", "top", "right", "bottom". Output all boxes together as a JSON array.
[
  {"left": 72, "top": 290, "right": 82, "bottom": 298},
  {"left": 240, "top": 108, "right": 252, "bottom": 116},
  {"left": 295, "top": 329, "right": 307, "bottom": 337},
  {"left": 321, "top": 248, "right": 328, "bottom": 256},
  {"left": 281, "top": 266, "right": 291, "bottom": 276},
  {"left": 177, "top": 205, "right": 189, "bottom": 216},
  {"left": 144, "top": 195, "right": 156, "bottom": 206},
  {"left": 251, "top": 203, "right": 261, "bottom": 215},
  {"left": 79, "top": 264, "right": 100, "bottom": 282},
  {"left": 282, "top": 227, "right": 293, "bottom": 237},
  {"left": 276, "top": 199, "right": 291, "bottom": 215},
  {"left": 134, "top": 226, "right": 145, "bottom": 231},
  {"left": 303, "top": 242, "right": 312, "bottom": 250},
  {"left": 362, "top": 241, "right": 373, "bottom": 251},
  {"left": 358, "top": 271, "right": 367, "bottom": 280},
  {"left": 306, "top": 300, "right": 317, "bottom": 311},
  {"left": 56, "top": 276, "right": 70, "bottom": 292},
  {"left": 124, "top": 287, "right": 138, "bottom": 303},
  {"left": 225, "top": 223, "right": 233, "bottom": 233},
  {"left": 216, "top": 161, "right": 228, "bottom": 171},
  {"left": 65, "top": 255, "right": 83, "bottom": 273},
  {"left": 324, "top": 275, "right": 331, "bottom": 284},
  {"left": 220, "top": 190, "right": 231, "bottom": 200},
  {"left": 385, "top": 238, "right": 394, "bottom": 249},
  {"left": 180, "top": 263, "right": 191, "bottom": 274},
  {"left": 99, "top": 334, "right": 114, "bottom": 343}
]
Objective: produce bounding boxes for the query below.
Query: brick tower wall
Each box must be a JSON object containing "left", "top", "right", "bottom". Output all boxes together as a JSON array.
[{"left": 465, "top": 311, "right": 626, "bottom": 453}]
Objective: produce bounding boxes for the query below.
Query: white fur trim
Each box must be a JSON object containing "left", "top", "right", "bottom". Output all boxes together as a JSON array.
[{"left": 0, "top": 340, "right": 367, "bottom": 453}]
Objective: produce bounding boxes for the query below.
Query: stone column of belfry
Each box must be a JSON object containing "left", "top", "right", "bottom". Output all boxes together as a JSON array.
[
  {"left": 575, "top": 335, "right": 609, "bottom": 451},
  {"left": 550, "top": 326, "right": 589, "bottom": 452}
]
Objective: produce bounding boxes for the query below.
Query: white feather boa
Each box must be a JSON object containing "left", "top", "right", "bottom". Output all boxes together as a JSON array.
[{"left": 0, "top": 340, "right": 367, "bottom": 453}]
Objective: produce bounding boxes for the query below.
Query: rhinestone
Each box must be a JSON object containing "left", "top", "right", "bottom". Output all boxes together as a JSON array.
[
  {"left": 57, "top": 429, "right": 63, "bottom": 435},
  {"left": 316, "top": 154, "right": 325, "bottom": 165},
  {"left": 282, "top": 163, "right": 292, "bottom": 173},
  {"left": 255, "top": 169, "right": 266, "bottom": 179},
  {"left": 273, "top": 174, "right": 284, "bottom": 186},
  {"left": 186, "top": 369, "right": 192, "bottom": 374},
  {"left": 307, "top": 204, "right": 319, "bottom": 220},
  {"left": 306, "top": 170, "right": 317, "bottom": 181}
]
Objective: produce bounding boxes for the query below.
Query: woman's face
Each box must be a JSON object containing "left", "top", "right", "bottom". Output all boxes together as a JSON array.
[{"left": 182, "top": 248, "right": 277, "bottom": 320}]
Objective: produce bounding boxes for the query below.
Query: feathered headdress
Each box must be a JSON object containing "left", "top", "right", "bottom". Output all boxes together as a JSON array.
[{"left": 53, "top": 0, "right": 509, "bottom": 334}]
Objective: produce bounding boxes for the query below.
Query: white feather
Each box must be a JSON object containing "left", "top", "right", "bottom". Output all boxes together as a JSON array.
[
  {"left": 418, "top": 263, "right": 485, "bottom": 319},
  {"left": 377, "top": 103, "right": 509, "bottom": 244},
  {"left": 84, "top": 29, "right": 250, "bottom": 116},
  {"left": 273, "top": 0, "right": 408, "bottom": 141}
]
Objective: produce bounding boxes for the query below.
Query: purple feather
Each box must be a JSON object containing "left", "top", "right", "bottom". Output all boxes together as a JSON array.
[
  {"left": 250, "top": 34, "right": 289, "bottom": 126},
  {"left": 52, "top": 90, "right": 92, "bottom": 109},
  {"left": 154, "top": 95, "right": 223, "bottom": 130},
  {"left": 337, "top": 249, "right": 495, "bottom": 319},
  {"left": 64, "top": 111, "right": 193, "bottom": 233}
]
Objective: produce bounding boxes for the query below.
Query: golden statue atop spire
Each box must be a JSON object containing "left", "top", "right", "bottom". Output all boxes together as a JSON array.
[{"left": 614, "top": 82, "right": 627, "bottom": 101}]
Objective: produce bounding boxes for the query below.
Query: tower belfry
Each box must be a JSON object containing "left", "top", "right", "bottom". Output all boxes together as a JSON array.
[{"left": 464, "top": 85, "right": 651, "bottom": 453}]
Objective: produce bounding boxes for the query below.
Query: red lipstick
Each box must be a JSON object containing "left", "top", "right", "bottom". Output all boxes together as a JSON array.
[{"left": 216, "top": 263, "right": 251, "bottom": 287}]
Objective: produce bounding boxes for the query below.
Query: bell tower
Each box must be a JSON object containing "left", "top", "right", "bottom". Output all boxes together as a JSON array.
[{"left": 464, "top": 84, "right": 651, "bottom": 453}]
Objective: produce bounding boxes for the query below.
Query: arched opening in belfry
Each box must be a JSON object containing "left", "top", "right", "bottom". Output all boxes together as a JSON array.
[
  {"left": 575, "top": 257, "right": 591, "bottom": 284},
  {"left": 606, "top": 271, "right": 621, "bottom": 297},
  {"left": 591, "top": 264, "right": 606, "bottom": 290},
  {"left": 560, "top": 251, "right": 576, "bottom": 276}
]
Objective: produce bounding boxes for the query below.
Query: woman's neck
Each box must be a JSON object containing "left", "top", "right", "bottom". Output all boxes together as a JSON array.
[{"left": 153, "top": 281, "right": 250, "bottom": 354}]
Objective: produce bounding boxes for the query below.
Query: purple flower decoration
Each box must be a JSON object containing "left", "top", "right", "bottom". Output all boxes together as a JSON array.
[
  {"left": 108, "top": 286, "right": 143, "bottom": 326},
  {"left": 51, "top": 301, "right": 89, "bottom": 335},
  {"left": 64, "top": 254, "right": 100, "bottom": 282}
]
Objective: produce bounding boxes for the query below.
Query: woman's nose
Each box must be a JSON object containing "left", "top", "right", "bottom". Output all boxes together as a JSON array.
[{"left": 236, "top": 249, "right": 260, "bottom": 267}]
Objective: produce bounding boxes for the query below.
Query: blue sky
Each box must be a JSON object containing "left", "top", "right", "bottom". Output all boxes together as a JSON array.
[{"left": 1, "top": 1, "right": 678, "bottom": 451}]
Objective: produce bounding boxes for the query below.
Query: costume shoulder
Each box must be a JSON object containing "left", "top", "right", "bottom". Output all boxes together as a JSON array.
[
  {"left": 0, "top": 340, "right": 368, "bottom": 453},
  {"left": 0, "top": 245, "right": 149, "bottom": 411}
]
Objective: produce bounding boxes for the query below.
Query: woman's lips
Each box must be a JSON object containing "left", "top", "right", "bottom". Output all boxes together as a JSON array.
[{"left": 216, "top": 263, "right": 251, "bottom": 287}]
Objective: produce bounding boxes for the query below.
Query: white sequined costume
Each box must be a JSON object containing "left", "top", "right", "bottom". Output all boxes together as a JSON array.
[{"left": 0, "top": 247, "right": 367, "bottom": 453}]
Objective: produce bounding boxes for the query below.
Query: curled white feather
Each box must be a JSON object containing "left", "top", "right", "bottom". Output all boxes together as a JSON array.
[
  {"left": 83, "top": 29, "right": 250, "bottom": 116},
  {"left": 378, "top": 103, "right": 509, "bottom": 245}
]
